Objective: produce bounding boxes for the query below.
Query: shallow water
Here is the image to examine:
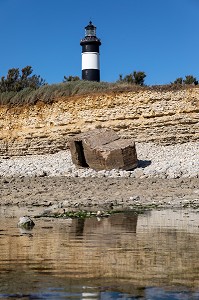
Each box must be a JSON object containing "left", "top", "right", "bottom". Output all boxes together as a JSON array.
[{"left": 0, "top": 207, "right": 198, "bottom": 299}]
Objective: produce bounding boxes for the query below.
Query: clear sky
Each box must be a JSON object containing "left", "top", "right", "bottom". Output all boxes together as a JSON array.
[{"left": 0, "top": 0, "right": 198, "bottom": 85}]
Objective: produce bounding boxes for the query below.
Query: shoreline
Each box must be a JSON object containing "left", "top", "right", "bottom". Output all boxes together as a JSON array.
[
  {"left": 1, "top": 177, "right": 198, "bottom": 214},
  {"left": 0, "top": 142, "right": 198, "bottom": 215}
]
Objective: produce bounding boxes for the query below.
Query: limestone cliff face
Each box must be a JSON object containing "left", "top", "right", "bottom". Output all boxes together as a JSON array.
[{"left": 0, "top": 87, "right": 198, "bottom": 155}]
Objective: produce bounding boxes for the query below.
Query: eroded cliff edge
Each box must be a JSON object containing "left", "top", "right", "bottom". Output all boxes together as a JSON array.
[{"left": 0, "top": 86, "right": 198, "bottom": 155}]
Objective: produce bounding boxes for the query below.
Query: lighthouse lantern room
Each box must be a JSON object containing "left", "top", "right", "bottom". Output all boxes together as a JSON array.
[{"left": 80, "top": 21, "right": 101, "bottom": 82}]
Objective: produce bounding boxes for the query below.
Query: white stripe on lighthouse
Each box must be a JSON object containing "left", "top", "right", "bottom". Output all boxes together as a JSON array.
[{"left": 82, "top": 52, "right": 100, "bottom": 70}]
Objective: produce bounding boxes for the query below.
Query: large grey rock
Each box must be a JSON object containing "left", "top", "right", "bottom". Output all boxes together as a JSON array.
[{"left": 69, "top": 128, "right": 138, "bottom": 171}]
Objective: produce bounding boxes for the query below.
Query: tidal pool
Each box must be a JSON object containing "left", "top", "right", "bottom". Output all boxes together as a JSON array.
[{"left": 0, "top": 207, "right": 198, "bottom": 299}]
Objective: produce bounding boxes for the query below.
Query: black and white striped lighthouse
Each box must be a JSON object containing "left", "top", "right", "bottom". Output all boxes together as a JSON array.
[{"left": 80, "top": 21, "right": 101, "bottom": 82}]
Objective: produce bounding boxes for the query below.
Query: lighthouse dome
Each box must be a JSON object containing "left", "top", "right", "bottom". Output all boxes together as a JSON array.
[
  {"left": 80, "top": 21, "right": 101, "bottom": 46},
  {"left": 85, "top": 21, "right": 96, "bottom": 37}
]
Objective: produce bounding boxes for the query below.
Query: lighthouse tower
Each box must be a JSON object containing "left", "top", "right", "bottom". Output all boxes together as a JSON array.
[{"left": 80, "top": 21, "right": 101, "bottom": 82}]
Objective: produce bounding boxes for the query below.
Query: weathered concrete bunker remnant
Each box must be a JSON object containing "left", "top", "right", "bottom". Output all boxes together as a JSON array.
[{"left": 69, "top": 128, "right": 138, "bottom": 171}]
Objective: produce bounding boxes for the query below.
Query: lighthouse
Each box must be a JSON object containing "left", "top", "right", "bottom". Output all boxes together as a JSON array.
[{"left": 80, "top": 21, "right": 101, "bottom": 82}]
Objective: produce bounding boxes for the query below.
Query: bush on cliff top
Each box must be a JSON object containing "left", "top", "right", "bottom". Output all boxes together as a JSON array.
[{"left": 0, "top": 66, "right": 46, "bottom": 93}]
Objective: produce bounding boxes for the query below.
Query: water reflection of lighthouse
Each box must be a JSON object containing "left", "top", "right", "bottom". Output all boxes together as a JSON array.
[{"left": 80, "top": 21, "right": 101, "bottom": 82}]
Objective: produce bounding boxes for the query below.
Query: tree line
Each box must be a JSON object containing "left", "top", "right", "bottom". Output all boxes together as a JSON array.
[
  {"left": 63, "top": 71, "right": 147, "bottom": 86},
  {"left": 63, "top": 72, "right": 199, "bottom": 86},
  {"left": 0, "top": 66, "right": 198, "bottom": 93}
]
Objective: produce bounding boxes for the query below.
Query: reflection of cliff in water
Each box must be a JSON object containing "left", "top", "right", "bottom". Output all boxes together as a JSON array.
[
  {"left": 0, "top": 209, "right": 198, "bottom": 293},
  {"left": 70, "top": 212, "right": 137, "bottom": 238}
]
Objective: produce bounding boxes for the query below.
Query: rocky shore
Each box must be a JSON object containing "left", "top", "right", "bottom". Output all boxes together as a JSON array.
[{"left": 0, "top": 142, "right": 198, "bottom": 212}]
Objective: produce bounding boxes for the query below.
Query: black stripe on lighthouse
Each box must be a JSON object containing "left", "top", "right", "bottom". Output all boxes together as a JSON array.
[
  {"left": 82, "top": 44, "right": 99, "bottom": 53},
  {"left": 80, "top": 21, "right": 101, "bottom": 82},
  {"left": 82, "top": 69, "right": 100, "bottom": 82}
]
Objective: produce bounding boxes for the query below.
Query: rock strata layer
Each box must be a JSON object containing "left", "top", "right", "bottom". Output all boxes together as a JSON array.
[{"left": 0, "top": 87, "right": 198, "bottom": 155}]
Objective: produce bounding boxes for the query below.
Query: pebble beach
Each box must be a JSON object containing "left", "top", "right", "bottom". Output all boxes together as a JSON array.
[{"left": 0, "top": 142, "right": 198, "bottom": 178}]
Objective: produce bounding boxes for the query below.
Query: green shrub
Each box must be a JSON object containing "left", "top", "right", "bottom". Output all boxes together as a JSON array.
[
  {"left": 171, "top": 75, "right": 198, "bottom": 85},
  {"left": 0, "top": 66, "right": 46, "bottom": 93},
  {"left": 119, "top": 71, "right": 146, "bottom": 86}
]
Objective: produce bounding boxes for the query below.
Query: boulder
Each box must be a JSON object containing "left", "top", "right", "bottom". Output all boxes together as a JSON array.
[
  {"left": 69, "top": 128, "right": 138, "bottom": 171},
  {"left": 18, "top": 216, "right": 35, "bottom": 229}
]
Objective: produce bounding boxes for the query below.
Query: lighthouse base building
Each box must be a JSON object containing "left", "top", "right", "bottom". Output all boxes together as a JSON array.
[{"left": 80, "top": 21, "right": 101, "bottom": 82}]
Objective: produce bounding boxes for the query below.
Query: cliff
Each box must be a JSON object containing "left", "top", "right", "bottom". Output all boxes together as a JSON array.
[{"left": 0, "top": 86, "right": 198, "bottom": 156}]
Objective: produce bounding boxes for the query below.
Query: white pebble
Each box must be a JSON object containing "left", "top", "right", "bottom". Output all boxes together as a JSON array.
[{"left": 0, "top": 142, "right": 198, "bottom": 179}]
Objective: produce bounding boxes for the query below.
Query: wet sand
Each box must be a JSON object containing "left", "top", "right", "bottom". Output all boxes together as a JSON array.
[{"left": 0, "top": 177, "right": 198, "bottom": 213}]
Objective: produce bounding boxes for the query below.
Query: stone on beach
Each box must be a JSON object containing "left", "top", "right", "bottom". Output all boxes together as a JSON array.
[
  {"left": 69, "top": 128, "right": 138, "bottom": 171},
  {"left": 18, "top": 216, "right": 35, "bottom": 229}
]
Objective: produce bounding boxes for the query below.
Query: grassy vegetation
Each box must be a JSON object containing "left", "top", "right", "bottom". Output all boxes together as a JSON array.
[
  {"left": 34, "top": 209, "right": 144, "bottom": 220},
  {"left": 0, "top": 80, "right": 195, "bottom": 107},
  {"left": 34, "top": 210, "right": 114, "bottom": 219}
]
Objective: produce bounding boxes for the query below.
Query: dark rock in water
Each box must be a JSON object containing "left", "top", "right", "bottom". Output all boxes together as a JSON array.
[
  {"left": 18, "top": 216, "right": 35, "bottom": 229},
  {"left": 69, "top": 128, "right": 138, "bottom": 171}
]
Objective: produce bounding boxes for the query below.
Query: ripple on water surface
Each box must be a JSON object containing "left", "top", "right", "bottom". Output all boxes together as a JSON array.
[{"left": 0, "top": 207, "right": 198, "bottom": 299}]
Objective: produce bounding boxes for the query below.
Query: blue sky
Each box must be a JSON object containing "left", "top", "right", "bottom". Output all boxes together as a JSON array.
[{"left": 0, "top": 0, "right": 198, "bottom": 85}]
